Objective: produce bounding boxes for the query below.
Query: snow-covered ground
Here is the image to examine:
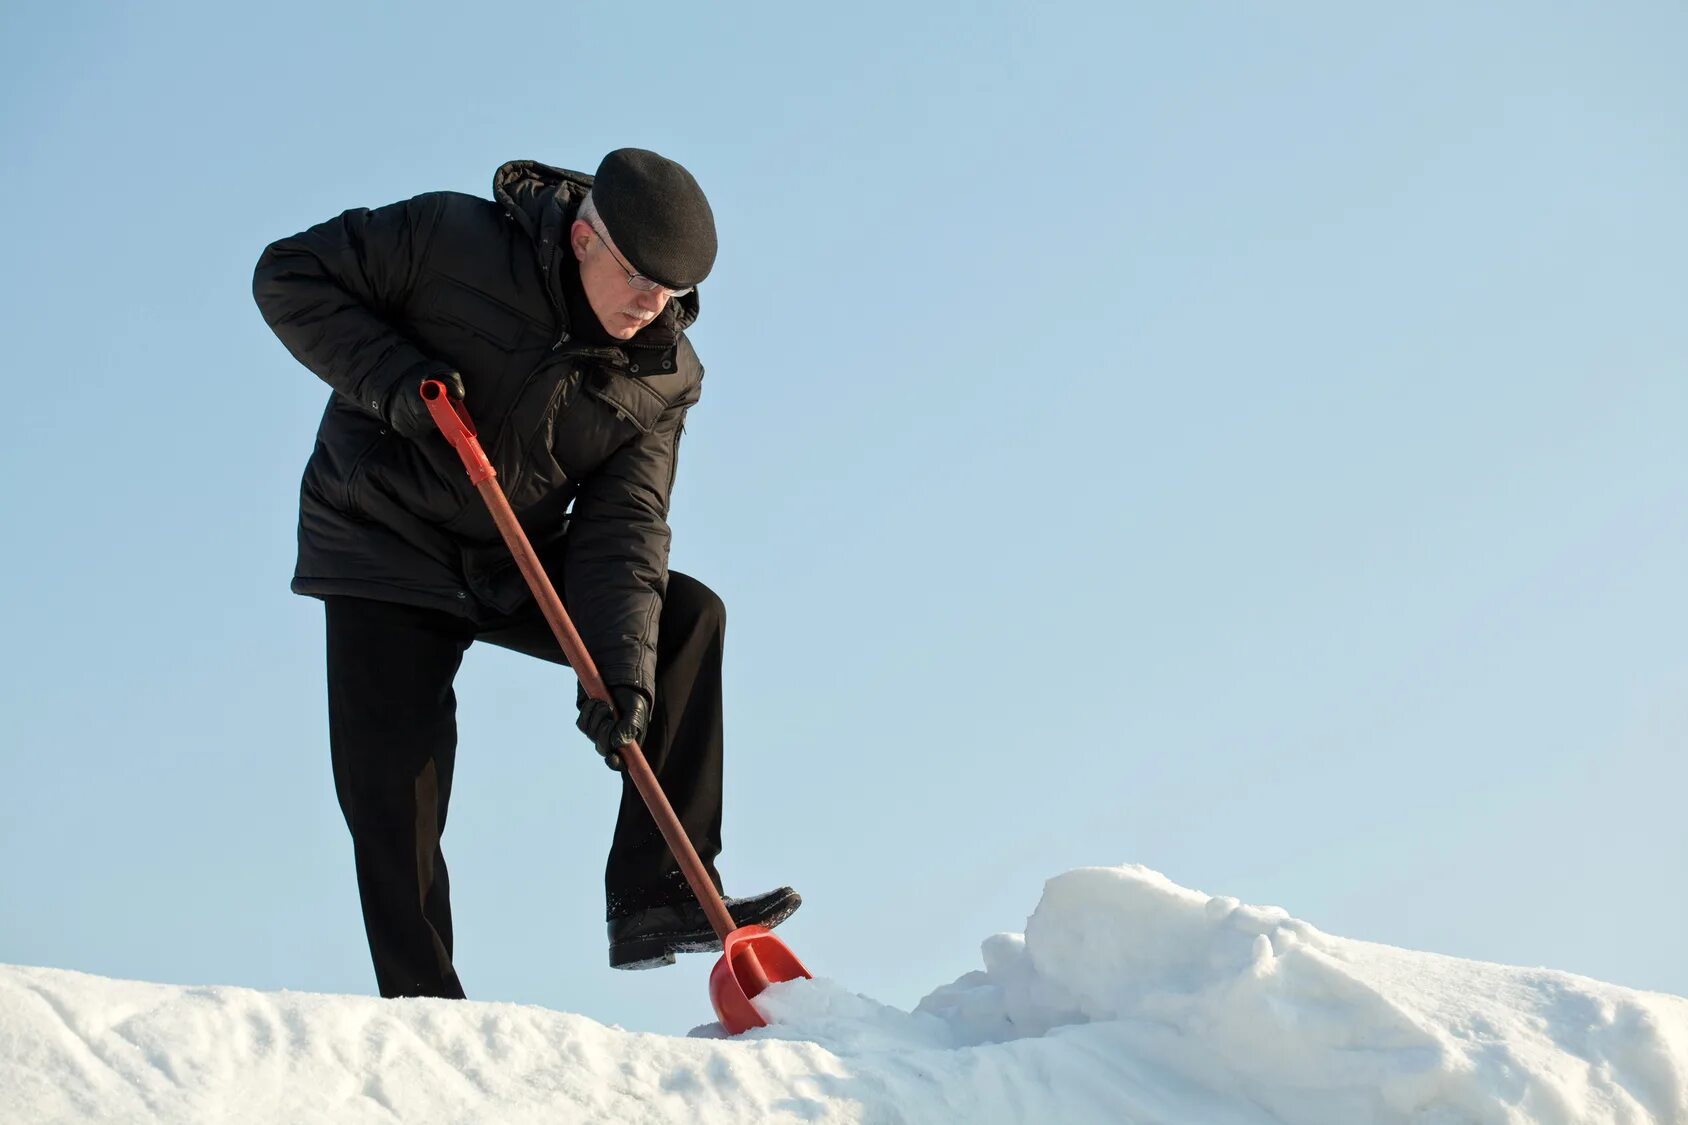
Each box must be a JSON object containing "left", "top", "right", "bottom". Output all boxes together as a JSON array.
[{"left": 5, "top": 865, "right": 1686, "bottom": 1123}]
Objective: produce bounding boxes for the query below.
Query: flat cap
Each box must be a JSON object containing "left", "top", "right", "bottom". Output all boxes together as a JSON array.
[{"left": 591, "top": 148, "right": 717, "bottom": 290}]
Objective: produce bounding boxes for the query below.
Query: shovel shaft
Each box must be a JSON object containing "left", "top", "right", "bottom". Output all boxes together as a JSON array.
[{"left": 422, "top": 380, "right": 738, "bottom": 943}]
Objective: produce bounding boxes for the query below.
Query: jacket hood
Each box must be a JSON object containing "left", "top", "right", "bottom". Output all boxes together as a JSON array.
[{"left": 492, "top": 158, "right": 701, "bottom": 334}]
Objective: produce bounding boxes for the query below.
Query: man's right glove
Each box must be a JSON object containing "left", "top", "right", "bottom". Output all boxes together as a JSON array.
[
  {"left": 383, "top": 369, "right": 465, "bottom": 439},
  {"left": 576, "top": 684, "right": 650, "bottom": 772}
]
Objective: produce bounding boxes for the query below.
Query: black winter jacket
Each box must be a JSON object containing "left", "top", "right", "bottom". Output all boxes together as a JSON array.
[{"left": 252, "top": 159, "right": 704, "bottom": 696}]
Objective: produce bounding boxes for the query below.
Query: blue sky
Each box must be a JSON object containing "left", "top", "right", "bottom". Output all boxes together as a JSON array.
[{"left": 1, "top": 1, "right": 1684, "bottom": 1035}]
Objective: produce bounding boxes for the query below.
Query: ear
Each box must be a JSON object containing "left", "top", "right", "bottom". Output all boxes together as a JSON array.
[{"left": 569, "top": 218, "right": 594, "bottom": 262}]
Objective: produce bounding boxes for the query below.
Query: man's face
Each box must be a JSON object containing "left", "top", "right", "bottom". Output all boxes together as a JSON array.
[{"left": 570, "top": 218, "right": 671, "bottom": 340}]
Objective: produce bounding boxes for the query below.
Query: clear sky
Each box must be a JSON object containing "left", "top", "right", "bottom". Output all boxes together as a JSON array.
[{"left": 1, "top": 1, "right": 1684, "bottom": 1036}]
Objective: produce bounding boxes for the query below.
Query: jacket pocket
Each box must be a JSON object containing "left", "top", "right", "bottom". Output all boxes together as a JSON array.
[
  {"left": 581, "top": 369, "right": 666, "bottom": 433},
  {"left": 353, "top": 431, "right": 474, "bottom": 529},
  {"left": 422, "top": 271, "right": 550, "bottom": 351}
]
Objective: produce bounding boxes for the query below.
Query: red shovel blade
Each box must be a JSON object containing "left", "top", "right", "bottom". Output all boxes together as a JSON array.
[{"left": 710, "top": 924, "right": 813, "bottom": 1034}]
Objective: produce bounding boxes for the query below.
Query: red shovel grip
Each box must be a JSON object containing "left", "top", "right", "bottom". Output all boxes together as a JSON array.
[{"left": 421, "top": 379, "right": 494, "bottom": 485}]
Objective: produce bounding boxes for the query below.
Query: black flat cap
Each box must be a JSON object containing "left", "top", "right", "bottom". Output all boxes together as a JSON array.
[{"left": 591, "top": 148, "right": 717, "bottom": 290}]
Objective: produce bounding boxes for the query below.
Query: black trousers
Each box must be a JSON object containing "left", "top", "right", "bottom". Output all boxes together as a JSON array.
[{"left": 323, "top": 570, "right": 726, "bottom": 999}]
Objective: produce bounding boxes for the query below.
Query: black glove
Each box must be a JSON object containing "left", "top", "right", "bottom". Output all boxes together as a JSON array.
[
  {"left": 576, "top": 684, "right": 650, "bottom": 772},
  {"left": 384, "top": 369, "right": 465, "bottom": 439}
]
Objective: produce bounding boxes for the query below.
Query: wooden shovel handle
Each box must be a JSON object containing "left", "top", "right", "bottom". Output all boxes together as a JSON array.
[{"left": 421, "top": 379, "right": 738, "bottom": 941}]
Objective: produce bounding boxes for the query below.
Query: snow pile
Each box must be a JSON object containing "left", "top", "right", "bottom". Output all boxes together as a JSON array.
[
  {"left": 909, "top": 867, "right": 1688, "bottom": 1123},
  {"left": 5, "top": 866, "right": 1686, "bottom": 1124}
]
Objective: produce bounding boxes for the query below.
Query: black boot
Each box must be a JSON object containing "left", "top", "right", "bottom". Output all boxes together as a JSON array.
[{"left": 608, "top": 886, "right": 802, "bottom": 970}]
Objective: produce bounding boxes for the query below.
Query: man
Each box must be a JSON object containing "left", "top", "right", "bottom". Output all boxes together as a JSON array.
[{"left": 252, "top": 149, "right": 799, "bottom": 999}]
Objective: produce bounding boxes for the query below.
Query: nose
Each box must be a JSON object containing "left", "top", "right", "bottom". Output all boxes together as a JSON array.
[{"left": 634, "top": 287, "right": 669, "bottom": 311}]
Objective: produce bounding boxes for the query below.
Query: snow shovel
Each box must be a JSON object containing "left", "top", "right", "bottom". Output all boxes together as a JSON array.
[{"left": 419, "top": 378, "right": 811, "bottom": 1034}]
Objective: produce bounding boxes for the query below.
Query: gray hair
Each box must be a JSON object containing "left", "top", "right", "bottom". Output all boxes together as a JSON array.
[
  {"left": 579, "top": 189, "right": 625, "bottom": 254},
  {"left": 575, "top": 190, "right": 629, "bottom": 262},
  {"left": 576, "top": 189, "right": 601, "bottom": 231}
]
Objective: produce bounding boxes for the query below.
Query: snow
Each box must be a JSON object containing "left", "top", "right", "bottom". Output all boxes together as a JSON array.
[{"left": 5, "top": 865, "right": 1686, "bottom": 1124}]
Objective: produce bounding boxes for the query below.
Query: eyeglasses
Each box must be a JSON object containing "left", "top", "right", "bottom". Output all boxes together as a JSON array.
[{"left": 590, "top": 226, "right": 694, "bottom": 298}]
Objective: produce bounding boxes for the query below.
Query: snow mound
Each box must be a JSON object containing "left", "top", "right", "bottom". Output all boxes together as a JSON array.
[
  {"left": 5, "top": 865, "right": 1686, "bottom": 1124},
  {"left": 911, "top": 865, "right": 1688, "bottom": 1123}
]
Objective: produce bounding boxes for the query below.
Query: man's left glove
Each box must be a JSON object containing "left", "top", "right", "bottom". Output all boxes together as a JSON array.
[
  {"left": 576, "top": 684, "right": 650, "bottom": 772},
  {"left": 384, "top": 369, "right": 465, "bottom": 440}
]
